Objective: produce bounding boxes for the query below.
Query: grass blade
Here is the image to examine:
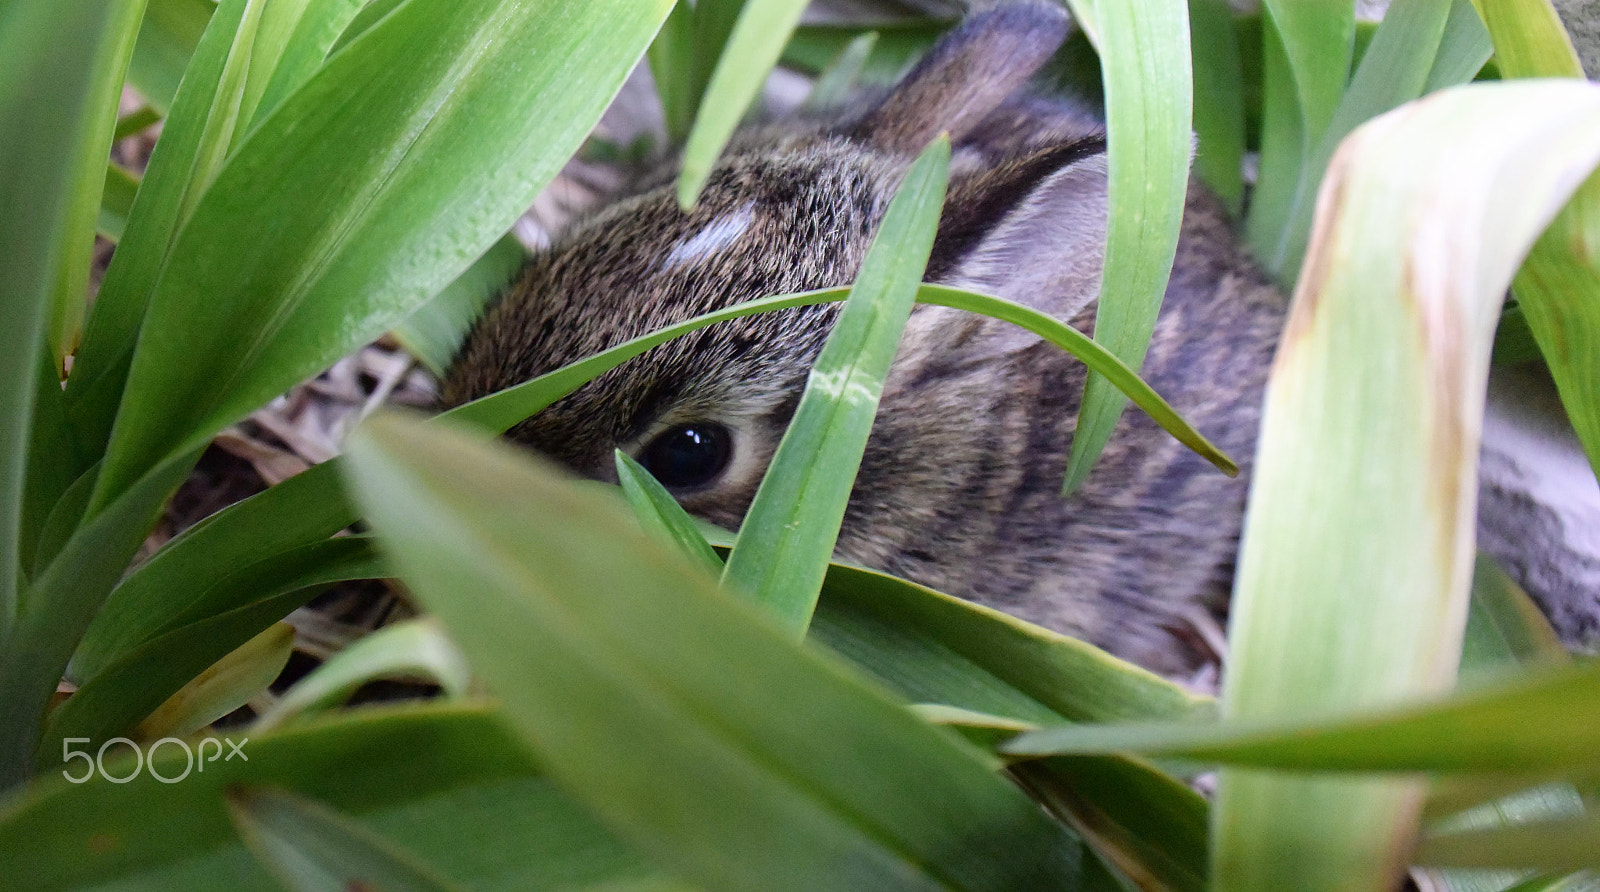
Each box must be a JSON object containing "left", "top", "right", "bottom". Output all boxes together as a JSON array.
[
  {"left": 0, "top": 0, "right": 146, "bottom": 634},
  {"left": 615, "top": 451, "right": 725, "bottom": 579},
  {"left": 1188, "top": 0, "right": 1246, "bottom": 216},
  {"left": 1059, "top": 0, "right": 1195, "bottom": 495},
  {"left": 253, "top": 618, "right": 472, "bottom": 733},
  {"left": 88, "top": 0, "right": 674, "bottom": 512},
  {"left": 1479, "top": 0, "right": 1600, "bottom": 481},
  {"left": 126, "top": 0, "right": 213, "bottom": 114},
  {"left": 677, "top": 0, "right": 810, "bottom": 205},
  {"left": 245, "top": 0, "right": 367, "bottom": 130},
  {"left": 1417, "top": 816, "right": 1600, "bottom": 872},
  {"left": 720, "top": 136, "right": 949, "bottom": 631},
  {"left": 344, "top": 412, "right": 1084, "bottom": 892},
  {"left": 803, "top": 31, "right": 880, "bottom": 112},
  {"left": 1215, "top": 80, "right": 1600, "bottom": 890},
  {"left": 135, "top": 621, "right": 293, "bottom": 741},
  {"left": 228, "top": 786, "right": 463, "bottom": 892},
  {"left": 1005, "top": 660, "right": 1600, "bottom": 774},
  {"left": 391, "top": 233, "right": 527, "bottom": 377},
  {"left": 647, "top": 0, "right": 695, "bottom": 144}
]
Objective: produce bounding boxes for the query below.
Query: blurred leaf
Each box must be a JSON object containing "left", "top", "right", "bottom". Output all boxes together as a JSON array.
[
  {"left": 1059, "top": 0, "right": 1195, "bottom": 496},
  {"left": 254, "top": 618, "right": 472, "bottom": 734},
  {"left": 113, "top": 104, "right": 162, "bottom": 141},
  {"left": 782, "top": 20, "right": 950, "bottom": 84},
  {"left": 345, "top": 412, "right": 1085, "bottom": 892},
  {"left": 87, "top": 0, "right": 674, "bottom": 512},
  {"left": 1013, "top": 755, "right": 1210, "bottom": 892},
  {"left": 0, "top": 703, "right": 676, "bottom": 891},
  {"left": 1423, "top": 0, "right": 1495, "bottom": 94},
  {"left": 803, "top": 30, "right": 879, "bottom": 111},
  {"left": 391, "top": 232, "right": 527, "bottom": 377},
  {"left": 1007, "top": 660, "right": 1600, "bottom": 775},
  {"left": 135, "top": 622, "right": 293, "bottom": 740},
  {"left": 97, "top": 162, "right": 141, "bottom": 243},
  {"left": 228, "top": 786, "right": 462, "bottom": 892},
  {"left": 678, "top": 0, "right": 810, "bottom": 205},
  {"left": 1214, "top": 80, "right": 1600, "bottom": 890},
  {"left": 647, "top": 0, "right": 695, "bottom": 143},
  {"left": 126, "top": 0, "right": 214, "bottom": 114},
  {"left": 1460, "top": 553, "right": 1568, "bottom": 686},
  {"left": 1418, "top": 815, "right": 1600, "bottom": 872},
  {"left": 0, "top": 453, "right": 190, "bottom": 788},
  {"left": 1188, "top": 0, "right": 1246, "bottom": 215},
  {"left": 1471, "top": 0, "right": 1585, "bottom": 78},
  {"left": 722, "top": 136, "right": 948, "bottom": 631},
  {"left": 0, "top": 0, "right": 146, "bottom": 636},
  {"left": 615, "top": 451, "right": 725, "bottom": 579}
]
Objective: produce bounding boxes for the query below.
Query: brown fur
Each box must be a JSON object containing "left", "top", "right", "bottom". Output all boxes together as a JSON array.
[{"left": 445, "top": 3, "right": 1287, "bottom": 673}]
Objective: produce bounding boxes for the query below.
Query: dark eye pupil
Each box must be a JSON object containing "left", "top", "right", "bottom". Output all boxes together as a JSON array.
[{"left": 640, "top": 423, "right": 732, "bottom": 489}]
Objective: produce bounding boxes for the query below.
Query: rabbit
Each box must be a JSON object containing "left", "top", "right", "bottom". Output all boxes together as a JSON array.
[{"left": 443, "top": 2, "right": 1599, "bottom": 673}]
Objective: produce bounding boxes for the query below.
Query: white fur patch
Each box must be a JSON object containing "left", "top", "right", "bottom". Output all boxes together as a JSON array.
[{"left": 663, "top": 204, "right": 755, "bottom": 269}]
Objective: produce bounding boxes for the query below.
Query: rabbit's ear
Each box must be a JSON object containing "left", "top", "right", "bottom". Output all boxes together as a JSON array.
[
  {"left": 850, "top": 3, "right": 1069, "bottom": 153},
  {"left": 930, "top": 137, "right": 1110, "bottom": 322}
]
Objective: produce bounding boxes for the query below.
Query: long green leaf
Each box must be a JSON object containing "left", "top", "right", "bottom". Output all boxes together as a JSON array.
[
  {"left": 245, "top": 0, "right": 367, "bottom": 130},
  {"left": 647, "top": 0, "right": 695, "bottom": 144},
  {"left": 1418, "top": 816, "right": 1600, "bottom": 872},
  {"left": 66, "top": 0, "right": 275, "bottom": 478},
  {"left": 88, "top": 0, "right": 674, "bottom": 513},
  {"left": 1188, "top": 0, "right": 1246, "bottom": 215},
  {"left": 0, "top": 0, "right": 146, "bottom": 637},
  {"left": 0, "top": 452, "right": 191, "bottom": 788},
  {"left": 1214, "top": 80, "right": 1600, "bottom": 890},
  {"left": 677, "top": 0, "right": 810, "bottom": 205},
  {"left": 0, "top": 703, "right": 675, "bottom": 891},
  {"left": 1005, "top": 660, "right": 1600, "bottom": 774},
  {"left": 1476, "top": 0, "right": 1600, "bottom": 482},
  {"left": 253, "top": 618, "right": 472, "bottom": 734},
  {"left": 1059, "top": 0, "right": 1195, "bottom": 495},
  {"left": 345, "top": 412, "right": 1084, "bottom": 892},
  {"left": 721, "top": 136, "right": 949, "bottom": 631},
  {"left": 228, "top": 786, "right": 463, "bottom": 892},
  {"left": 615, "top": 451, "right": 725, "bottom": 579},
  {"left": 125, "top": 0, "right": 213, "bottom": 114}
]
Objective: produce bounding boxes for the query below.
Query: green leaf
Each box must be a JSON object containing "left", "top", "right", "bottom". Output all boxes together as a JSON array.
[
  {"left": 802, "top": 31, "right": 880, "bottom": 112},
  {"left": 1471, "top": 0, "right": 1586, "bottom": 78},
  {"left": 1188, "top": 0, "right": 1246, "bottom": 215},
  {"left": 344, "top": 411, "right": 1085, "bottom": 892},
  {"left": 1005, "top": 660, "right": 1600, "bottom": 774},
  {"left": 0, "top": 703, "right": 675, "bottom": 891},
  {"left": 1460, "top": 553, "right": 1568, "bottom": 686},
  {"left": 0, "top": 0, "right": 146, "bottom": 637},
  {"left": 46, "top": 538, "right": 379, "bottom": 756},
  {"left": 1215, "top": 79, "right": 1600, "bottom": 891},
  {"left": 0, "top": 452, "right": 191, "bottom": 788},
  {"left": 254, "top": 618, "right": 473, "bottom": 733},
  {"left": 97, "top": 161, "right": 141, "bottom": 243},
  {"left": 126, "top": 0, "right": 214, "bottom": 114},
  {"left": 136, "top": 621, "right": 293, "bottom": 740},
  {"left": 1059, "top": 0, "right": 1195, "bottom": 495},
  {"left": 1418, "top": 815, "right": 1600, "bottom": 872},
  {"left": 228, "top": 786, "right": 463, "bottom": 892},
  {"left": 721, "top": 136, "right": 948, "bottom": 631},
  {"left": 67, "top": 0, "right": 275, "bottom": 475},
  {"left": 1013, "top": 755, "right": 1210, "bottom": 892},
  {"left": 391, "top": 232, "right": 527, "bottom": 377},
  {"left": 678, "top": 0, "right": 810, "bottom": 205},
  {"left": 810, "top": 561, "right": 1209, "bottom": 727},
  {"left": 87, "top": 0, "right": 675, "bottom": 512},
  {"left": 614, "top": 451, "right": 725, "bottom": 579},
  {"left": 781, "top": 20, "right": 951, "bottom": 85},
  {"left": 646, "top": 0, "right": 695, "bottom": 143},
  {"left": 244, "top": 0, "right": 366, "bottom": 130}
]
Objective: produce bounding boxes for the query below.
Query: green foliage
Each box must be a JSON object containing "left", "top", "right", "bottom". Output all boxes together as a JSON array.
[{"left": 2, "top": 0, "right": 1599, "bottom": 889}]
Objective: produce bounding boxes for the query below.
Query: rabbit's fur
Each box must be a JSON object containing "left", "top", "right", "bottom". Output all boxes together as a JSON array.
[{"left": 445, "top": 2, "right": 1598, "bottom": 671}]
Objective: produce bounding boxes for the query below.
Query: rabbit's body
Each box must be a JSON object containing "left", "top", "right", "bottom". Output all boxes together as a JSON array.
[{"left": 445, "top": 3, "right": 1597, "bottom": 672}]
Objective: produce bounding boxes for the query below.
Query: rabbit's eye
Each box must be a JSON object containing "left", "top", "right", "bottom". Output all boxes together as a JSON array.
[{"left": 640, "top": 422, "right": 733, "bottom": 490}]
